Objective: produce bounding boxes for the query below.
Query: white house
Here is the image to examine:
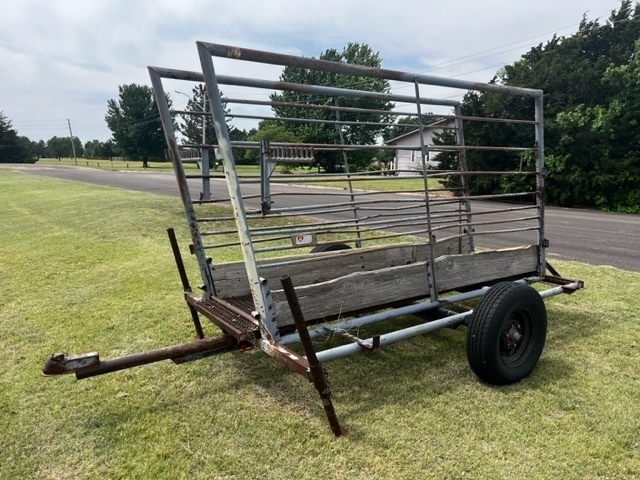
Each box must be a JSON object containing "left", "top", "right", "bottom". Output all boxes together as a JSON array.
[{"left": 385, "top": 119, "right": 456, "bottom": 176}]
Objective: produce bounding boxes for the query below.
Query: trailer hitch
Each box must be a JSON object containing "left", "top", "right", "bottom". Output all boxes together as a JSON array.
[
  {"left": 42, "top": 334, "right": 238, "bottom": 379},
  {"left": 42, "top": 351, "right": 101, "bottom": 376}
]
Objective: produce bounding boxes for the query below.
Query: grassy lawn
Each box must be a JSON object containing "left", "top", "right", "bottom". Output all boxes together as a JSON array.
[
  {"left": 298, "top": 175, "right": 443, "bottom": 192},
  {"left": 36, "top": 157, "right": 255, "bottom": 175},
  {"left": 35, "top": 158, "right": 444, "bottom": 191},
  {"left": 1, "top": 169, "right": 639, "bottom": 479},
  {"left": 36, "top": 157, "right": 187, "bottom": 171}
]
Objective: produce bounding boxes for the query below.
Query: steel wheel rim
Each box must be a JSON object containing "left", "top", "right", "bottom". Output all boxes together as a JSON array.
[{"left": 499, "top": 310, "right": 532, "bottom": 366}]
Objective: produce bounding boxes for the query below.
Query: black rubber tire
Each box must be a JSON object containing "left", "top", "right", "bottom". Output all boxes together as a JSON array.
[
  {"left": 310, "top": 243, "right": 352, "bottom": 253},
  {"left": 466, "top": 282, "right": 547, "bottom": 385}
]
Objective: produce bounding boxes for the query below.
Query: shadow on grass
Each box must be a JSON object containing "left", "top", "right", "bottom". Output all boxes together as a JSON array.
[
  {"left": 71, "top": 296, "right": 599, "bottom": 441},
  {"left": 204, "top": 303, "right": 588, "bottom": 437}
]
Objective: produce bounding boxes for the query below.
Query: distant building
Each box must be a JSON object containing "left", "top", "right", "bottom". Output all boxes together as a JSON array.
[{"left": 385, "top": 119, "right": 455, "bottom": 176}]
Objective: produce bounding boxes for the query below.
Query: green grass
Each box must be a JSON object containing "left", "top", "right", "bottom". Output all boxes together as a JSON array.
[
  {"left": 1, "top": 169, "right": 639, "bottom": 479},
  {"left": 35, "top": 159, "right": 444, "bottom": 191},
  {"left": 36, "top": 156, "right": 187, "bottom": 171},
  {"left": 35, "top": 157, "right": 257, "bottom": 175},
  {"left": 311, "top": 176, "right": 444, "bottom": 192}
]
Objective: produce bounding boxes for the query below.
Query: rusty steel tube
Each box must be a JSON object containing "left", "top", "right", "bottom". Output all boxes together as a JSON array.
[
  {"left": 167, "top": 227, "right": 205, "bottom": 339},
  {"left": 280, "top": 275, "right": 346, "bottom": 437},
  {"left": 75, "top": 335, "right": 237, "bottom": 379},
  {"left": 199, "top": 42, "right": 543, "bottom": 98}
]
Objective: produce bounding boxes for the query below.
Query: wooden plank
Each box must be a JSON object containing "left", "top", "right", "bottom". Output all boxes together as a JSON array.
[
  {"left": 434, "top": 245, "right": 538, "bottom": 292},
  {"left": 211, "top": 238, "right": 466, "bottom": 298},
  {"left": 271, "top": 245, "right": 538, "bottom": 327},
  {"left": 271, "top": 261, "right": 428, "bottom": 326},
  {"left": 211, "top": 243, "right": 419, "bottom": 298}
]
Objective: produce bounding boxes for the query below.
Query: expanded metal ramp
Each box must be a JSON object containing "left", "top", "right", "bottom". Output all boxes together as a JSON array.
[{"left": 185, "top": 293, "right": 258, "bottom": 342}]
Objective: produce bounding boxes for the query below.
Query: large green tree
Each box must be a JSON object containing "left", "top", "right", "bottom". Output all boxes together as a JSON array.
[
  {"left": 105, "top": 84, "right": 168, "bottom": 168},
  {"left": 242, "top": 120, "right": 299, "bottom": 165},
  {"left": 457, "top": 1, "right": 640, "bottom": 211},
  {"left": 84, "top": 139, "right": 102, "bottom": 158},
  {"left": 45, "top": 136, "right": 67, "bottom": 159},
  {"left": 270, "top": 43, "right": 394, "bottom": 172},
  {"left": 545, "top": 37, "right": 640, "bottom": 211},
  {"left": 83, "top": 139, "right": 117, "bottom": 159},
  {"left": 33, "top": 140, "right": 46, "bottom": 159},
  {"left": 0, "top": 112, "right": 34, "bottom": 163},
  {"left": 45, "top": 135, "right": 82, "bottom": 159}
]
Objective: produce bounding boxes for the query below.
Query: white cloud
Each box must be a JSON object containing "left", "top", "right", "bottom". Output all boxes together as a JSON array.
[{"left": 0, "top": 0, "right": 625, "bottom": 142}]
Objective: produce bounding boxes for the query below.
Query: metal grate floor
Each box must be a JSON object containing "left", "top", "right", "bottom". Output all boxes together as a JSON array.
[{"left": 187, "top": 293, "right": 259, "bottom": 341}]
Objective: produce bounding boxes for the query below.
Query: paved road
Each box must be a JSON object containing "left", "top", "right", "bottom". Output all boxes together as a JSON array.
[{"left": 5, "top": 164, "right": 639, "bottom": 272}]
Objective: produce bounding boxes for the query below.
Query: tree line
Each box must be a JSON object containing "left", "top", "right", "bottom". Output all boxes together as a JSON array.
[
  {"left": 0, "top": 115, "right": 122, "bottom": 163},
  {"left": 438, "top": 0, "right": 640, "bottom": 212},
  {"left": 2, "top": 1, "right": 638, "bottom": 212}
]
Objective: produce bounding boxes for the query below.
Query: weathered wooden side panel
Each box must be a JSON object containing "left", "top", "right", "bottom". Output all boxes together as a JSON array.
[
  {"left": 272, "top": 261, "right": 427, "bottom": 326},
  {"left": 211, "top": 237, "right": 468, "bottom": 299},
  {"left": 434, "top": 245, "right": 539, "bottom": 292},
  {"left": 270, "top": 245, "right": 538, "bottom": 326}
]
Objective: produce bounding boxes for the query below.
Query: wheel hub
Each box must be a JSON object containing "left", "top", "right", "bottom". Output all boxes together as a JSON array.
[{"left": 502, "top": 320, "right": 524, "bottom": 354}]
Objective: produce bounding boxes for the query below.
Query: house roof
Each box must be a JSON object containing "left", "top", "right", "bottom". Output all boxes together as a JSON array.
[{"left": 384, "top": 118, "right": 454, "bottom": 145}]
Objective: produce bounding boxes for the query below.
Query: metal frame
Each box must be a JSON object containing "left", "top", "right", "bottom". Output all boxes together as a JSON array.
[{"left": 44, "top": 42, "right": 583, "bottom": 437}]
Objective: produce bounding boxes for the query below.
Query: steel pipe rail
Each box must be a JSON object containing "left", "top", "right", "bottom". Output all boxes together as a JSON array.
[
  {"left": 280, "top": 282, "right": 575, "bottom": 364},
  {"left": 149, "top": 66, "right": 460, "bottom": 107},
  {"left": 198, "top": 42, "right": 544, "bottom": 98}
]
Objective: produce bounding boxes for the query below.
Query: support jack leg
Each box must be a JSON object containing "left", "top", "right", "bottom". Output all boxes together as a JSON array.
[
  {"left": 280, "top": 275, "right": 346, "bottom": 437},
  {"left": 167, "top": 227, "right": 204, "bottom": 339}
]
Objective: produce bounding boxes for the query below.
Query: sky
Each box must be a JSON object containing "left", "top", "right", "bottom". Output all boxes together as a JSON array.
[{"left": 0, "top": 0, "right": 628, "bottom": 144}]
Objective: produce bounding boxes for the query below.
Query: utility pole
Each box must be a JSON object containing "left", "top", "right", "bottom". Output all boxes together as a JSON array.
[
  {"left": 201, "top": 89, "right": 207, "bottom": 144},
  {"left": 200, "top": 88, "right": 210, "bottom": 200},
  {"left": 67, "top": 119, "right": 77, "bottom": 165}
]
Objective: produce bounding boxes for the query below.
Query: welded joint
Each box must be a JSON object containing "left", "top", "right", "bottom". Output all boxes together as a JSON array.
[
  {"left": 540, "top": 275, "right": 584, "bottom": 294},
  {"left": 331, "top": 328, "right": 380, "bottom": 352},
  {"left": 561, "top": 279, "right": 584, "bottom": 294}
]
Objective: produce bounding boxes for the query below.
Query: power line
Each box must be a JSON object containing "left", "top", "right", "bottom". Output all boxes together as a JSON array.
[{"left": 387, "top": 6, "right": 637, "bottom": 94}]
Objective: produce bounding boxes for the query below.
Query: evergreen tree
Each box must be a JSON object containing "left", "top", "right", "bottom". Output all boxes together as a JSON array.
[
  {"left": 105, "top": 84, "right": 169, "bottom": 168},
  {"left": 176, "top": 84, "right": 228, "bottom": 146},
  {"left": 0, "top": 112, "right": 33, "bottom": 163}
]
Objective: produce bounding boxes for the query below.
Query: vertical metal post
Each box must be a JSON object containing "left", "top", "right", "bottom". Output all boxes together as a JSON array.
[
  {"left": 197, "top": 43, "right": 279, "bottom": 341},
  {"left": 201, "top": 147, "right": 211, "bottom": 201},
  {"left": 201, "top": 91, "right": 207, "bottom": 145},
  {"left": 453, "top": 104, "right": 475, "bottom": 252},
  {"left": 149, "top": 68, "right": 217, "bottom": 298},
  {"left": 167, "top": 228, "right": 205, "bottom": 339},
  {"left": 280, "top": 275, "right": 346, "bottom": 438},
  {"left": 414, "top": 80, "right": 438, "bottom": 301},
  {"left": 201, "top": 92, "right": 211, "bottom": 201},
  {"left": 260, "top": 140, "right": 272, "bottom": 214},
  {"left": 534, "top": 95, "right": 546, "bottom": 274},
  {"left": 334, "top": 98, "right": 362, "bottom": 248}
]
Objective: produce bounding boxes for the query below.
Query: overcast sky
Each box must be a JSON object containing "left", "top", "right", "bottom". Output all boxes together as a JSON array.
[{"left": 0, "top": 0, "right": 628, "bottom": 143}]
